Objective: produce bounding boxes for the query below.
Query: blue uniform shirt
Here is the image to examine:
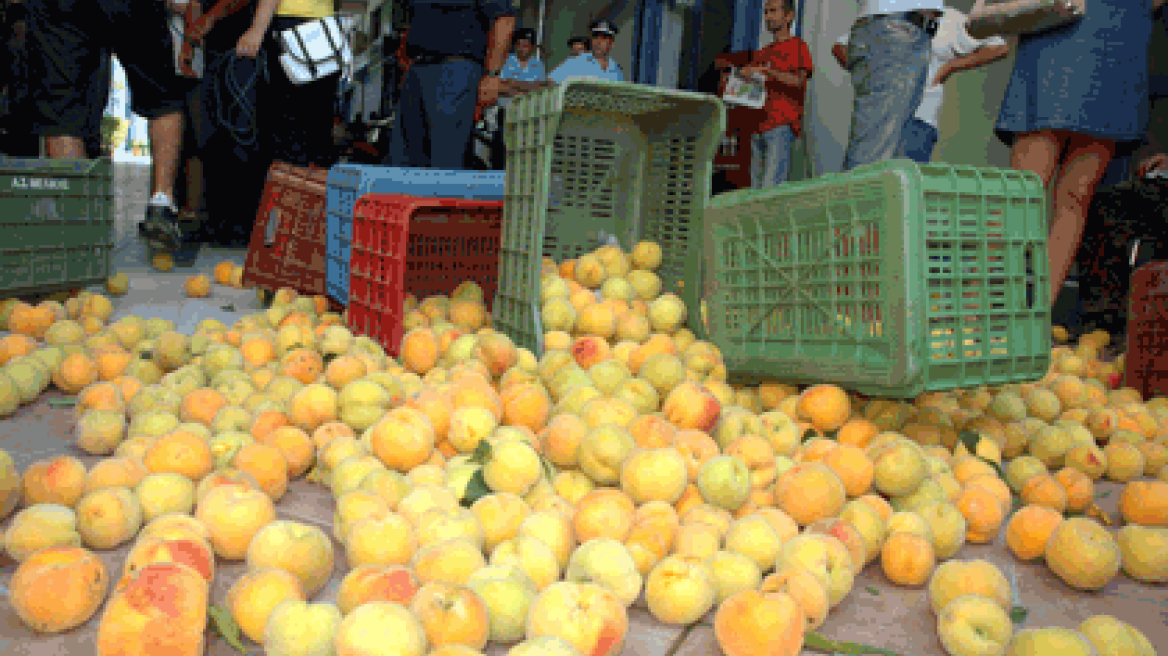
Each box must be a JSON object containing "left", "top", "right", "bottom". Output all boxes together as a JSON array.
[
  {"left": 500, "top": 53, "right": 546, "bottom": 81},
  {"left": 548, "top": 52, "right": 624, "bottom": 83},
  {"left": 406, "top": 0, "right": 517, "bottom": 64}
]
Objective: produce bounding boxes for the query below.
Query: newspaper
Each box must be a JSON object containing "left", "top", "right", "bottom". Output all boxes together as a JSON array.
[{"left": 721, "top": 68, "right": 766, "bottom": 109}]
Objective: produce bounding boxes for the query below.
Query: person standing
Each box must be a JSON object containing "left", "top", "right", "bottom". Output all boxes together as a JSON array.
[
  {"left": 237, "top": 0, "right": 344, "bottom": 169},
  {"left": 994, "top": 0, "right": 1154, "bottom": 303},
  {"left": 22, "top": 0, "right": 189, "bottom": 250},
  {"left": 567, "top": 36, "right": 590, "bottom": 57},
  {"left": 840, "top": 0, "right": 943, "bottom": 171},
  {"left": 385, "top": 0, "right": 517, "bottom": 170},
  {"left": 488, "top": 27, "right": 547, "bottom": 169},
  {"left": 715, "top": 0, "right": 813, "bottom": 189},
  {"left": 548, "top": 20, "right": 624, "bottom": 83},
  {"left": 833, "top": 6, "right": 1008, "bottom": 164}
]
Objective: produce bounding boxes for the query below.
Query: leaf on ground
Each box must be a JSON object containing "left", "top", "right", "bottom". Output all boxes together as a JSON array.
[
  {"left": 959, "top": 430, "right": 981, "bottom": 456},
  {"left": 1096, "top": 489, "right": 1111, "bottom": 499},
  {"left": 470, "top": 441, "right": 493, "bottom": 466},
  {"left": 208, "top": 604, "right": 249, "bottom": 653},
  {"left": 220, "top": 304, "right": 236, "bottom": 312},
  {"left": 982, "top": 457, "right": 1007, "bottom": 481},
  {"left": 459, "top": 470, "right": 492, "bottom": 508},
  {"left": 1085, "top": 502, "right": 1113, "bottom": 527},
  {"left": 865, "top": 586, "right": 880, "bottom": 596},
  {"left": 1010, "top": 606, "right": 1029, "bottom": 624},
  {"left": 804, "top": 631, "right": 899, "bottom": 656},
  {"left": 47, "top": 397, "right": 77, "bottom": 408}
]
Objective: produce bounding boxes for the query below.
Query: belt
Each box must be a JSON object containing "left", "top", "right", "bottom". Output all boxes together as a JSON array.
[
  {"left": 859, "top": 10, "right": 940, "bottom": 37},
  {"left": 413, "top": 54, "right": 481, "bottom": 66}
]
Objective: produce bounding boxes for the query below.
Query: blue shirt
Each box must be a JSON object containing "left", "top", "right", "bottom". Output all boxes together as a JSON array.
[
  {"left": 500, "top": 53, "right": 546, "bottom": 81},
  {"left": 549, "top": 52, "right": 624, "bottom": 83},
  {"left": 407, "top": 0, "right": 517, "bottom": 63}
]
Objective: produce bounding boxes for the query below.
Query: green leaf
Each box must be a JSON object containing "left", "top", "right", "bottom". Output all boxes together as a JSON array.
[
  {"left": 48, "top": 397, "right": 77, "bottom": 408},
  {"left": 538, "top": 451, "right": 556, "bottom": 482},
  {"left": 804, "top": 631, "right": 900, "bottom": 656},
  {"left": 1096, "top": 490, "right": 1111, "bottom": 499},
  {"left": 1009, "top": 606, "right": 1029, "bottom": 624},
  {"left": 826, "top": 429, "right": 840, "bottom": 441},
  {"left": 865, "top": 586, "right": 880, "bottom": 595},
  {"left": 981, "top": 457, "right": 1007, "bottom": 481},
  {"left": 470, "top": 441, "right": 493, "bottom": 466},
  {"left": 220, "top": 304, "right": 236, "bottom": 312},
  {"left": 959, "top": 430, "right": 981, "bottom": 455},
  {"left": 208, "top": 604, "right": 250, "bottom": 653},
  {"left": 459, "top": 470, "right": 492, "bottom": 508},
  {"left": 801, "top": 428, "right": 818, "bottom": 443}
]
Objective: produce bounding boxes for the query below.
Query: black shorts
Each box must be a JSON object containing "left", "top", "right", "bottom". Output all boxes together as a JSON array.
[{"left": 22, "top": 0, "right": 187, "bottom": 137}]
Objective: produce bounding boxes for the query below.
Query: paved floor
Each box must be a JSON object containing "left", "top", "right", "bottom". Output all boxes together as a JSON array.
[{"left": 1, "top": 164, "right": 1166, "bottom": 655}]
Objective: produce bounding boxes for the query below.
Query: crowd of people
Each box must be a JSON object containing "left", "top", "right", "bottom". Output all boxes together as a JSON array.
[{"left": 0, "top": 0, "right": 1165, "bottom": 339}]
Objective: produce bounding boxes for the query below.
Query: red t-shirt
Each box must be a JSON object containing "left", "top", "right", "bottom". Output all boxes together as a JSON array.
[{"left": 750, "top": 36, "right": 813, "bottom": 136}]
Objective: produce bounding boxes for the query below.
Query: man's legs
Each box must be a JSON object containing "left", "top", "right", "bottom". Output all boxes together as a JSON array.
[
  {"left": 386, "top": 66, "right": 428, "bottom": 167},
  {"left": 424, "top": 60, "right": 482, "bottom": 170},
  {"left": 898, "top": 117, "right": 938, "bottom": 164},
  {"left": 842, "top": 16, "right": 931, "bottom": 171},
  {"left": 749, "top": 126, "right": 795, "bottom": 189}
]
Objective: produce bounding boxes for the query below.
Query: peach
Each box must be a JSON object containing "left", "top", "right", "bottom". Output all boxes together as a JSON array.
[
  {"left": 472, "top": 492, "right": 532, "bottom": 553},
  {"left": 713, "top": 589, "right": 806, "bottom": 656},
  {"left": 194, "top": 484, "right": 277, "bottom": 559},
  {"left": 643, "top": 554, "right": 716, "bottom": 624},
  {"left": 334, "top": 601, "right": 428, "bottom": 656},
  {"left": 338, "top": 565, "right": 422, "bottom": 615},
  {"left": 120, "top": 536, "right": 215, "bottom": 587},
  {"left": 76, "top": 486, "right": 143, "bottom": 550},
  {"left": 139, "top": 513, "right": 211, "bottom": 543},
  {"left": 96, "top": 562, "right": 209, "bottom": 656},
  {"left": 526, "top": 581, "right": 628, "bottom": 656},
  {"left": 10, "top": 546, "right": 109, "bottom": 633},
  {"left": 760, "top": 566, "right": 830, "bottom": 631},
  {"left": 226, "top": 567, "right": 306, "bottom": 644},
  {"left": 84, "top": 456, "right": 148, "bottom": 494},
  {"left": 661, "top": 382, "right": 722, "bottom": 432},
  {"left": 246, "top": 520, "right": 336, "bottom": 597},
  {"left": 410, "top": 582, "right": 491, "bottom": 650},
  {"left": 22, "top": 455, "right": 87, "bottom": 507},
  {"left": 345, "top": 512, "right": 418, "bottom": 568},
  {"left": 4, "top": 503, "right": 82, "bottom": 562},
  {"left": 412, "top": 537, "right": 486, "bottom": 586},
  {"left": 263, "top": 600, "right": 344, "bottom": 656}
]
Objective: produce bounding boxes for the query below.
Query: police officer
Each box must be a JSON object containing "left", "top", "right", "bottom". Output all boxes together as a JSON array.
[
  {"left": 386, "top": 0, "right": 517, "bottom": 169},
  {"left": 567, "top": 36, "right": 589, "bottom": 57},
  {"left": 487, "top": 27, "right": 547, "bottom": 168},
  {"left": 549, "top": 20, "right": 623, "bottom": 83}
]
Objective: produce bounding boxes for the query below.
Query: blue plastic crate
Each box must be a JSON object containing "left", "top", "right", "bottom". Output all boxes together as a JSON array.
[{"left": 326, "top": 165, "right": 506, "bottom": 304}]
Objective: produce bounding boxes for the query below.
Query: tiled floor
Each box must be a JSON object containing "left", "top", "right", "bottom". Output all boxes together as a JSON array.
[{"left": 1, "top": 164, "right": 1167, "bottom": 656}]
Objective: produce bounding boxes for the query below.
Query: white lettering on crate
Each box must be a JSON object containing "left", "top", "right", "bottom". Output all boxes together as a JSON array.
[{"left": 10, "top": 177, "right": 70, "bottom": 191}]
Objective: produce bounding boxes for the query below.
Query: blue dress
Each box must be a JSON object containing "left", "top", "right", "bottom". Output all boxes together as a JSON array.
[{"left": 995, "top": 0, "right": 1153, "bottom": 153}]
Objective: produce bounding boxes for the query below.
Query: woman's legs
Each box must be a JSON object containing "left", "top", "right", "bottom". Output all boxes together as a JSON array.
[
  {"left": 1047, "top": 134, "right": 1116, "bottom": 300},
  {"left": 1009, "top": 131, "right": 1067, "bottom": 186}
]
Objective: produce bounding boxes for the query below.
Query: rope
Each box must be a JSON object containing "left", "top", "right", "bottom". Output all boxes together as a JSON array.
[{"left": 208, "top": 50, "right": 268, "bottom": 148}]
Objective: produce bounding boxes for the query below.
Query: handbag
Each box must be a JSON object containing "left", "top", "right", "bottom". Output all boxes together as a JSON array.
[
  {"left": 967, "top": 0, "right": 1086, "bottom": 40},
  {"left": 278, "top": 16, "right": 352, "bottom": 84}
]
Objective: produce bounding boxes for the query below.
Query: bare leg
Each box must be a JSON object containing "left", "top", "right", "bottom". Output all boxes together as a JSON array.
[
  {"left": 1009, "top": 130, "right": 1068, "bottom": 186},
  {"left": 1047, "top": 135, "right": 1115, "bottom": 300},
  {"left": 45, "top": 136, "right": 87, "bottom": 159},
  {"left": 148, "top": 111, "right": 183, "bottom": 200}
]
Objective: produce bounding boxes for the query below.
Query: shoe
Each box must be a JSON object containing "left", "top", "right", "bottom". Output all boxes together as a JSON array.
[{"left": 140, "top": 204, "right": 185, "bottom": 251}]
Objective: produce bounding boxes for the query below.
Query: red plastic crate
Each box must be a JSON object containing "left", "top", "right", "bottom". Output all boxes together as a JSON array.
[
  {"left": 242, "top": 162, "right": 330, "bottom": 297},
  {"left": 1126, "top": 261, "right": 1168, "bottom": 399},
  {"left": 346, "top": 194, "right": 505, "bottom": 356}
]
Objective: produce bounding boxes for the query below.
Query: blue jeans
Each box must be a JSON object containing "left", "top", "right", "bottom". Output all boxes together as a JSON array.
[
  {"left": 750, "top": 125, "right": 795, "bottom": 189},
  {"left": 842, "top": 15, "right": 932, "bottom": 171},
  {"left": 386, "top": 59, "right": 482, "bottom": 169},
  {"left": 899, "top": 117, "right": 938, "bottom": 164}
]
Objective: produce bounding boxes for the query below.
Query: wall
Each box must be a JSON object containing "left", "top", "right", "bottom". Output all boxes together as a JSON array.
[{"left": 802, "top": 0, "right": 1017, "bottom": 174}]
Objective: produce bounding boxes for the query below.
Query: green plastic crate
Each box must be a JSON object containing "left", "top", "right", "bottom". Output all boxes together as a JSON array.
[
  {"left": 492, "top": 80, "right": 725, "bottom": 354},
  {"left": 692, "top": 160, "right": 1051, "bottom": 398},
  {"left": 0, "top": 157, "right": 114, "bottom": 296}
]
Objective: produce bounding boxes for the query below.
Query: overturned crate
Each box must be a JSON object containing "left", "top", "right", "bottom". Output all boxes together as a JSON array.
[
  {"left": 491, "top": 80, "right": 725, "bottom": 354},
  {"left": 693, "top": 160, "right": 1051, "bottom": 398}
]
